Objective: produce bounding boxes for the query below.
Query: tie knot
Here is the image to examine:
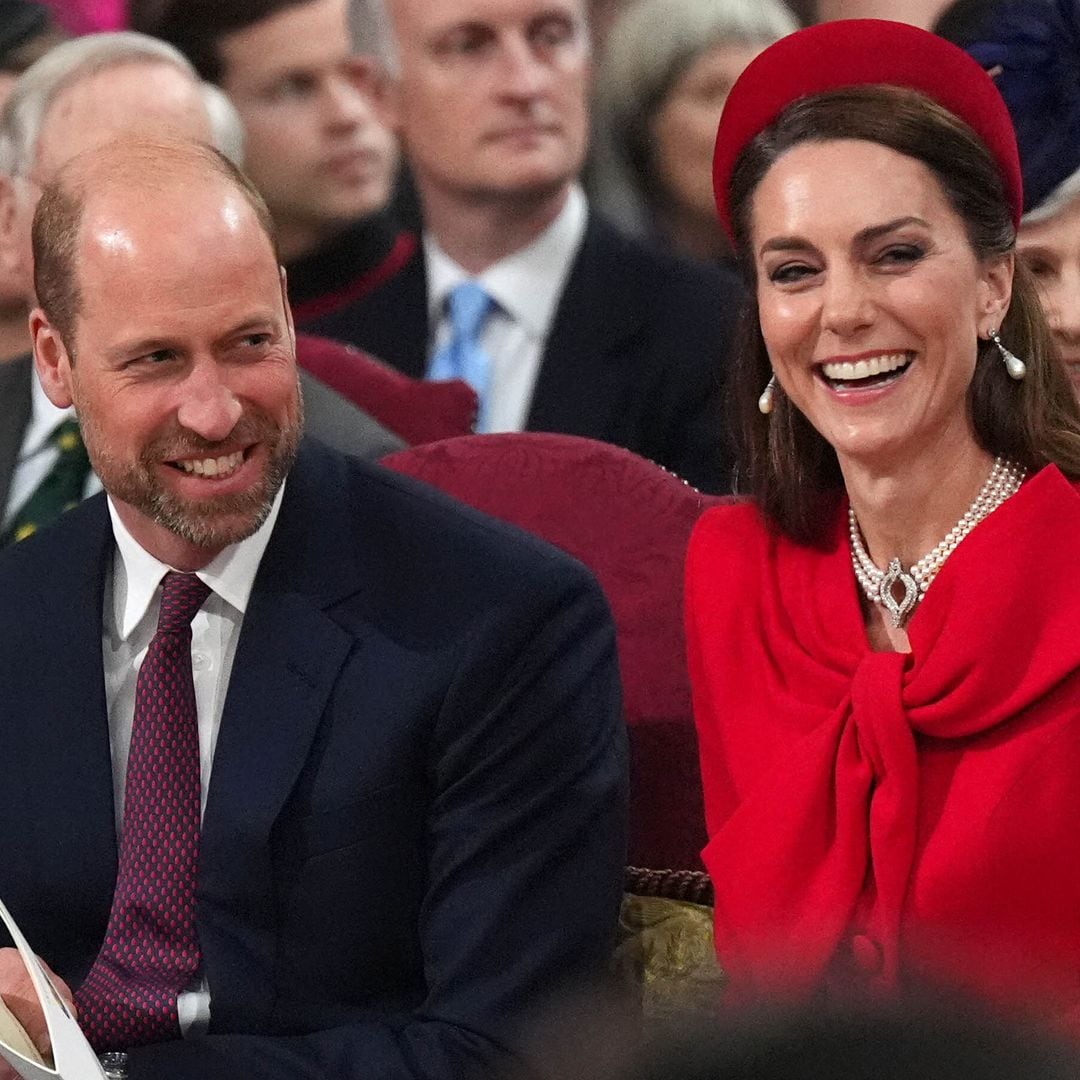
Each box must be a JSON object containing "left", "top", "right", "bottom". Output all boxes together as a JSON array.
[
  {"left": 447, "top": 281, "right": 493, "bottom": 340},
  {"left": 157, "top": 572, "right": 211, "bottom": 633}
]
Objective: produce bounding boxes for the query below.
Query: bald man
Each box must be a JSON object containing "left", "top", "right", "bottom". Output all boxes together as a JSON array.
[{"left": 0, "top": 136, "right": 625, "bottom": 1080}]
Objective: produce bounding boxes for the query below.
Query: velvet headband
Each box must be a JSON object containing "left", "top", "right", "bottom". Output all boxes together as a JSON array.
[{"left": 711, "top": 18, "right": 1024, "bottom": 241}]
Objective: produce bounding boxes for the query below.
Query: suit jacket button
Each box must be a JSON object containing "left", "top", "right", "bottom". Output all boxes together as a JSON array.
[{"left": 850, "top": 933, "right": 882, "bottom": 974}]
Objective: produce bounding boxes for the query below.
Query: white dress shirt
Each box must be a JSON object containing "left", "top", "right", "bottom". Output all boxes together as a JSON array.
[
  {"left": 425, "top": 184, "right": 588, "bottom": 433},
  {"left": 4, "top": 368, "right": 100, "bottom": 526},
  {"left": 101, "top": 485, "right": 284, "bottom": 1033}
]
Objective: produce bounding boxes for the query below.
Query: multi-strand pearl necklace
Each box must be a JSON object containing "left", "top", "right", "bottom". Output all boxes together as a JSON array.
[{"left": 849, "top": 456, "right": 1026, "bottom": 628}]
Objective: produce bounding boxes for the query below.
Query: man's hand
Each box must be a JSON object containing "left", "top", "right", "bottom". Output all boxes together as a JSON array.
[{"left": 0, "top": 947, "right": 76, "bottom": 1078}]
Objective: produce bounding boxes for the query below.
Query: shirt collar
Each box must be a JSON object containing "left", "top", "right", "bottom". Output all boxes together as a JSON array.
[
  {"left": 107, "top": 481, "right": 286, "bottom": 641},
  {"left": 24, "top": 365, "right": 75, "bottom": 457},
  {"left": 424, "top": 184, "right": 588, "bottom": 340}
]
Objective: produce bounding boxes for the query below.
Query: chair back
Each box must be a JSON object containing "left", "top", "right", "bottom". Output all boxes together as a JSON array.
[{"left": 296, "top": 334, "right": 478, "bottom": 445}]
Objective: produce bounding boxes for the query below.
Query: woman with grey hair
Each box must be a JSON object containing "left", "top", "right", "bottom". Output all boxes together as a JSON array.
[{"left": 590, "top": 0, "right": 797, "bottom": 263}]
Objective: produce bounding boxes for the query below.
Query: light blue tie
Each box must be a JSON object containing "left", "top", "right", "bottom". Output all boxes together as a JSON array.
[{"left": 428, "top": 281, "right": 494, "bottom": 432}]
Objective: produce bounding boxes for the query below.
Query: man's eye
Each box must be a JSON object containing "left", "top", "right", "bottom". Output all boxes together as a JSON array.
[
  {"left": 531, "top": 16, "right": 575, "bottom": 48},
  {"left": 240, "top": 334, "right": 272, "bottom": 348},
  {"left": 268, "top": 74, "right": 316, "bottom": 101},
  {"left": 438, "top": 28, "right": 490, "bottom": 56},
  {"left": 140, "top": 349, "right": 175, "bottom": 365}
]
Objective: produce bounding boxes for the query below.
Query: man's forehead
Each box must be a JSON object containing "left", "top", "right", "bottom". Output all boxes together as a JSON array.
[
  {"left": 79, "top": 179, "right": 265, "bottom": 257},
  {"left": 394, "top": 0, "right": 585, "bottom": 35},
  {"left": 219, "top": 0, "right": 351, "bottom": 86}
]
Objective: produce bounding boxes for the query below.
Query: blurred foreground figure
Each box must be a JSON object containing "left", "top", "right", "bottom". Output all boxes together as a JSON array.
[
  {"left": 616, "top": 999, "right": 1080, "bottom": 1080},
  {"left": 690, "top": 19, "right": 1080, "bottom": 1023}
]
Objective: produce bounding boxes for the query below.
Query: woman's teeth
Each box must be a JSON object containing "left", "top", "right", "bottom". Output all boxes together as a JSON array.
[{"left": 821, "top": 352, "right": 911, "bottom": 384}]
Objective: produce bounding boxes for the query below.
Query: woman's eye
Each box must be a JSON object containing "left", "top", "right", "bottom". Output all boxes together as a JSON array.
[
  {"left": 1020, "top": 255, "right": 1054, "bottom": 279},
  {"left": 768, "top": 262, "right": 817, "bottom": 285},
  {"left": 877, "top": 244, "right": 925, "bottom": 266}
]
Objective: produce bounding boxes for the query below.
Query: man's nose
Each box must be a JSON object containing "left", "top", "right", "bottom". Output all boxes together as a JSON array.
[
  {"left": 322, "top": 69, "right": 378, "bottom": 130},
  {"left": 175, "top": 361, "right": 243, "bottom": 443},
  {"left": 498, "top": 36, "right": 552, "bottom": 100}
]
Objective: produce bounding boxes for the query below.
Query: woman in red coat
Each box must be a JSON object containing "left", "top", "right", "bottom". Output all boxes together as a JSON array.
[{"left": 688, "top": 19, "right": 1080, "bottom": 1022}]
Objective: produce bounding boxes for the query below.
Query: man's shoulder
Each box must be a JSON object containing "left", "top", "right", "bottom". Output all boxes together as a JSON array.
[
  {"left": 283, "top": 439, "right": 603, "bottom": 604},
  {"left": 575, "top": 212, "right": 742, "bottom": 310}
]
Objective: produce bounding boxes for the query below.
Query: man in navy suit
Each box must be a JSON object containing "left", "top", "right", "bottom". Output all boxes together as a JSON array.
[
  {"left": 0, "top": 135, "right": 626, "bottom": 1079},
  {"left": 301, "top": 0, "right": 743, "bottom": 493}
]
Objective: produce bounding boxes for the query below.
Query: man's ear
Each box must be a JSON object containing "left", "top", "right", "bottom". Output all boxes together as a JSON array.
[{"left": 30, "top": 308, "right": 74, "bottom": 408}]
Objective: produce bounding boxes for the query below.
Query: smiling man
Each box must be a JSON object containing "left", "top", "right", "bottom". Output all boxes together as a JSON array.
[
  {"left": 321, "top": 0, "right": 744, "bottom": 492},
  {"left": 0, "top": 136, "right": 625, "bottom": 1080}
]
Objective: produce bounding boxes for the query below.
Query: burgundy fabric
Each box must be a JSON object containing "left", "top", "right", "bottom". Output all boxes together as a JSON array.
[
  {"left": 712, "top": 19, "right": 1024, "bottom": 238},
  {"left": 76, "top": 572, "right": 210, "bottom": 1051},
  {"left": 383, "top": 433, "right": 728, "bottom": 873},
  {"left": 296, "top": 334, "right": 477, "bottom": 446}
]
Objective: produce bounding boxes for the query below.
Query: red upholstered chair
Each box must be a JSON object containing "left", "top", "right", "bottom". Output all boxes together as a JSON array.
[
  {"left": 382, "top": 432, "right": 729, "bottom": 896},
  {"left": 296, "top": 334, "right": 478, "bottom": 446}
]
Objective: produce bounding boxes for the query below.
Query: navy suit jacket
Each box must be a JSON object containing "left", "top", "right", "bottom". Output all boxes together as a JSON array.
[
  {"left": 299, "top": 212, "right": 744, "bottom": 493},
  {"left": 0, "top": 440, "right": 627, "bottom": 1079}
]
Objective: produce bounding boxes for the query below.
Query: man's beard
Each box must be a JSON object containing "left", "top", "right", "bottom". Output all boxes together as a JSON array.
[{"left": 80, "top": 397, "right": 303, "bottom": 552}]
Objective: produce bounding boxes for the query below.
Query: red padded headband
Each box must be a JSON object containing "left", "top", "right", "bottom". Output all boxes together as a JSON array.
[{"left": 712, "top": 19, "right": 1023, "bottom": 241}]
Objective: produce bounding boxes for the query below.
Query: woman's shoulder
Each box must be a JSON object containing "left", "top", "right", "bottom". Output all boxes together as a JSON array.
[{"left": 688, "top": 499, "right": 769, "bottom": 564}]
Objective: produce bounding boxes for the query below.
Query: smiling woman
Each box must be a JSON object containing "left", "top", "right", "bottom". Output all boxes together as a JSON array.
[{"left": 687, "top": 19, "right": 1080, "bottom": 1029}]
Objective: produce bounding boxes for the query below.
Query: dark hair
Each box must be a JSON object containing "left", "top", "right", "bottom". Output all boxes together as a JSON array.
[
  {"left": 129, "top": 0, "right": 312, "bottom": 83},
  {"left": 33, "top": 139, "right": 280, "bottom": 350},
  {"left": 726, "top": 85, "right": 1080, "bottom": 545}
]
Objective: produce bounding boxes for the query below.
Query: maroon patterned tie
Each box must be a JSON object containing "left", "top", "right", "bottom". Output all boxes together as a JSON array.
[{"left": 76, "top": 571, "right": 211, "bottom": 1051}]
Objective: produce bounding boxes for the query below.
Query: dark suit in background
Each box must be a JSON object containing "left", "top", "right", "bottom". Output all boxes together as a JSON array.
[
  {"left": 299, "top": 214, "right": 744, "bottom": 494},
  {"left": 0, "top": 440, "right": 627, "bottom": 1079}
]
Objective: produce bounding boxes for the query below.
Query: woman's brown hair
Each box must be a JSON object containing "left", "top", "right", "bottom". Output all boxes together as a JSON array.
[{"left": 726, "top": 85, "right": 1080, "bottom": 545}]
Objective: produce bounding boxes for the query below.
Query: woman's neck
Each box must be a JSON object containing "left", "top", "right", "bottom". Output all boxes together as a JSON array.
[{"left": 842, "top": 429, "right": 995, "bottom": 573}]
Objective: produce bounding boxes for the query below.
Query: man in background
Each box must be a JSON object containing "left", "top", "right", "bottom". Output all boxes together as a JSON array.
[
  {"left": 0, "top": 32, "right": 402, "bottom": 542},
  {"left": 141, "top": 0, "right": 415, "bottom": 332},
  {"left": 319, "top": 0, "right": 742, "bottom": 493}
]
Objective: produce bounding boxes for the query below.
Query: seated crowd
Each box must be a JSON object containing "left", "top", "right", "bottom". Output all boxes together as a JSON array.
[{"left": 1, "top": 0, "right": 1080, "bottom": 1078}]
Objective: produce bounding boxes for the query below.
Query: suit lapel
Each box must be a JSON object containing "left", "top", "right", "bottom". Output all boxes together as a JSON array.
[
  {"left": 0, "top": 354, "right": 33, "bottom": 519},
  {"left": 526, "top": 215, "right": 645, "bottom": 437},
  {"left": 198, "top": 444, "right": 363, "bottom": 1030}
]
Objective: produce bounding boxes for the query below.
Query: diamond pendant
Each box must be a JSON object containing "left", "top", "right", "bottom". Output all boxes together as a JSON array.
[{"left": 879, "top": 558, "right": 918, "bottom": 628}]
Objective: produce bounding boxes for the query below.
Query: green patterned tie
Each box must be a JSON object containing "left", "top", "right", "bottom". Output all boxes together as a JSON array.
[{"left": 2, "top": 418, "right": 92, "bottom": 545}]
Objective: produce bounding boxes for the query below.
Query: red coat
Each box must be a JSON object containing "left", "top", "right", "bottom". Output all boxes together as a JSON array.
[{"left": 686, "top": 466, "right": 1080, "bottom": 1019}]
